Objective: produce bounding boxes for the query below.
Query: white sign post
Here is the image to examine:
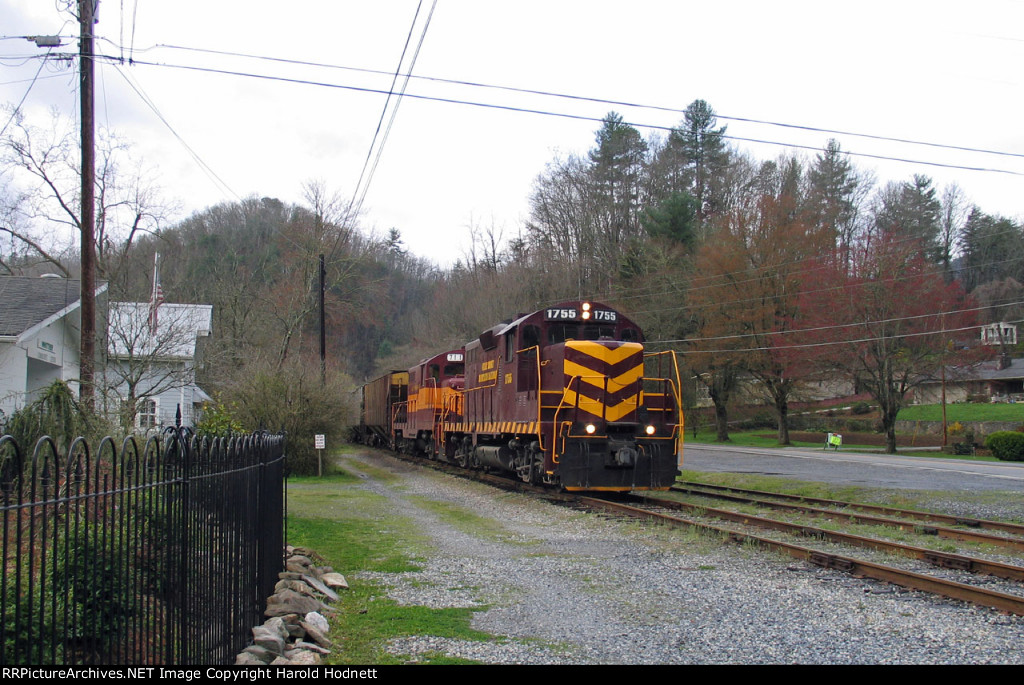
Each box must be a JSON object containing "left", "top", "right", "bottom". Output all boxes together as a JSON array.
[{"left": 315, "top": 434, "right": 326, "bottom": 476}]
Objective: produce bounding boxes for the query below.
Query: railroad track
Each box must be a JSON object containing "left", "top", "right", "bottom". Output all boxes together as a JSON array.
[
  {"left": 674, "top": 480, "right": 1024, "bottom": 538},
  {"left": 361, "top": 447, "right": 1024, "bottom": 615},
  {"left": 669, "top": 483, "right": 1024, "bottom": 553},
  {"left": 580, "top": 493, "right": 1024, "bottom": 616}
]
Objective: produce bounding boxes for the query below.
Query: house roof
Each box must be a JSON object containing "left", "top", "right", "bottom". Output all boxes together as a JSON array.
[
  {"left": 0, "top": 275, "right": 84, "bottom": 337},
  {"left": 932, "top": 357, "right": 1024, "bottom": 384}
]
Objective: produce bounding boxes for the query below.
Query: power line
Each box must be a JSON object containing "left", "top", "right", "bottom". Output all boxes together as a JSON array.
[
  {"left": 141, "top": 42, "right": 1024, "bottom": 162},
  {"left": 663, "top": 322, "right": 985, "bottom": 356},
  {"left": 77, "top": 53, "right": 1024, "bottom": 178},
  {"left": 648, "top": 300, "right": 1024, "bottom": 347},
  {"left": 0, "top": 57, "right": 47, "bottom": 137},
  {"left": 111, "top": 65, "right": 239, "bottom": 201},
  {"left": 350, "top": 1, "right": 437, "bottom": 219}
]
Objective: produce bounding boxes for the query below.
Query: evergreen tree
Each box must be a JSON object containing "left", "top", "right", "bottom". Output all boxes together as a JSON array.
[
  {"left": 959, "top": 208, "right": 1024, "bottom": 291},
  {"left": 656, "top": 99, "right": 731, "bottom": 240},
  {"left": 588, "top": 112, "right": 649, "bottom": 259},
  {"left": 807, "top": 139, "right": 863, "bottom": 266},
  {"left": 874, "top": 174, "right": 941, "bottom": 258}
]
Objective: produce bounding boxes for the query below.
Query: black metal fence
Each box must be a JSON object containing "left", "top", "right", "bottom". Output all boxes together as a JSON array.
[{"left": 0, "top": 429, "right": 286, "bottom": 665}]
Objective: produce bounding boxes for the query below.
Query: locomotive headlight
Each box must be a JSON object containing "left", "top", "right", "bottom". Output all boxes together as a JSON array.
[
  {"left": 645, "top": 425, "right": 656, "bottom": 436},
  {"left": 582, "top": 310, "right": 591, "bottom": 320},
  {"left": 585, "top": 423, "right": 597, "bottom": 434},
  {"left": 582, "top": 302, "right": 591, "bottom": 311}
]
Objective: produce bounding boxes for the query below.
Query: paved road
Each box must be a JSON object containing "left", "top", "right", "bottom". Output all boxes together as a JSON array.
[{"left": 683, "top": 443, "right": 1024, "bottom": 492}]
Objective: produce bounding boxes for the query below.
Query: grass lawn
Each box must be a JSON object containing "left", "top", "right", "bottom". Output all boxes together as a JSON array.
[
  {"left": 898, "top": 403, "right": 1024, "bottom": 422},
  {"left": 686, "top": 428, "right": 871, "bottom": 450},
  {"left": 685, "top": 428, "right": 1002, "bottom": 461},
  {"left": 286, "top": 456, "right": 495, "bottom": 664}
]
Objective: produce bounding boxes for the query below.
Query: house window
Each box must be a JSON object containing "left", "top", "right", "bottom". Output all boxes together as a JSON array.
[{"left": 137, "top": 398, "right": 159, "bottom": 430}]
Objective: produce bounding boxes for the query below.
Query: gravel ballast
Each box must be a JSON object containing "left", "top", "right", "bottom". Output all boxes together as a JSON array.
[{"left": 342, "top": 451, "right": 1024, "bottom": 665}]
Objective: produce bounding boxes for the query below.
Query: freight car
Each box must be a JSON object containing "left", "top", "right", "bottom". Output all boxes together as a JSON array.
[{"left": 352, "top": 370, "right": 408, "bottom": 447}]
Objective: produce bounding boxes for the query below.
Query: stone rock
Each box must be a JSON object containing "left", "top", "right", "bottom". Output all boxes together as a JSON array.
[
  {"left": 293, "top": 640, "right": 330, "bottom": 655},
  {"left": 301, "top": 574, "right": 339, "bottom": 602},
  {"left": 321, "top": 572, "right": 349, "bottom": 590},
  {"left": 242, "top": 644, "right": 276, "bottom": 664},
  {"left": 285, "top": 647, "right": 322, "bottom": 665},
  {"left": 304, "top": 611, "right": 329, "bottom": 633},
  {"left": 264, "top": 616, "right": 291, "bottom": 640},
  {"left": 265, "top": 589, "right": 322, "bottom": 617},
  {"left": 286, "top": 555, "right": 314, "bottom": 574},
  {"left": 236, "top": 652, "right": 268, "bottom": 665},
  {"left": 252, "top": 625, "right": 285, "bottom": 655},
  {"left": 299, "top": 620, "right": 333, "bottom": 649},
  {"left": 275, "top": 579, "right": 315, "bottom": 596},
  {"left": 234, "top": 548, "right": 340, "bottom": 666}
]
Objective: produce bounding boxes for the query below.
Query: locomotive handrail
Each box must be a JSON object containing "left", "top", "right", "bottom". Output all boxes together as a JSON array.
[
  {"left": 641, "top": 375, "right": 684, "bottom": 458},
  {"left": 552, "top": 373, "right": 583, "bottom": 459},
  {"left": 643, "top": 349, "right": 684, "bottom": 435}
]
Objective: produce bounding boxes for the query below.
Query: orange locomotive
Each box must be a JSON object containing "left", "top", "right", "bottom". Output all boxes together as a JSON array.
[
  {"left": 392, "top": 348, "right": 465, "bottom": 456},
  {"left": 355, "top": 301, "right": 683, "bottom": 491}
]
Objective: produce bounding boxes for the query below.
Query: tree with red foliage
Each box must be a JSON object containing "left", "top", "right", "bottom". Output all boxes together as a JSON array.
[
  {"left": 795, "top": 233, "right": 978, "bottom": 453},
  {"left": 690, "top": 189, "right": 832, "bottom": 445}
]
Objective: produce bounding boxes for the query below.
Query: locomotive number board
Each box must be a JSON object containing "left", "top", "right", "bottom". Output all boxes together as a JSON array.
[{"left": 544, "top": 308, "right": 618, "bottom": 322}]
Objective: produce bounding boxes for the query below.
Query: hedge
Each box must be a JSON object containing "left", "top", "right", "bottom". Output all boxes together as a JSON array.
[{"left": 984, "top": 431, "right": 1024, "bottom": 462}]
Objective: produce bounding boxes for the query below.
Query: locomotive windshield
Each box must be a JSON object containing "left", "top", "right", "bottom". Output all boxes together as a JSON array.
[{"left": 547, "top": 323, "right": 617, "bottom": 344}]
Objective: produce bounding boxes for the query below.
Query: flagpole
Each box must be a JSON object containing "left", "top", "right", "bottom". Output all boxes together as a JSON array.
[{"left": 150, "top": 252, "right": 162, "bottom": 336}]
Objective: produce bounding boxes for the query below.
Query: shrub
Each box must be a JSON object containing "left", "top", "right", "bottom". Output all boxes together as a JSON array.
[
  {"left": 212, "top": 356, "right": 356, "bottom": 476},
  {"left": 0, "top": 381, "right": 114, "bottom": 456},
  {"left": 985, "top": 431, "right": 1024, "bottom": 462},
  {"left": 195, "top": 393, "right": 245, "bottom": 435}
]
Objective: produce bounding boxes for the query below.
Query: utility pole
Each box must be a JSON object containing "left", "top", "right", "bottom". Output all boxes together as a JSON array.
[
  {"left": 319, "top": 254, "right": 326, "bottom": 386},
  {"left": 78, "top": 0, "right": 97, "bottom": 409}
]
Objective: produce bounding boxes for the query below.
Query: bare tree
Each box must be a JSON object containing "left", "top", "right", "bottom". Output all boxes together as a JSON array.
[
  {"left": 102, "top": 301, "right": 212, "bottom": 432},
  {"left": 0, "top": 106, "right": 172, "bottom": 285},
  {"left": 938, "top": 183, "right": 969, "bottom": 281}
]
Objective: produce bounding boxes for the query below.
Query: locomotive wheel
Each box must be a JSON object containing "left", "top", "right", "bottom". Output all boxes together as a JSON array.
[
  {"left": 515, "top": 447, "right": 542, "bottom": 484},
  {"left": 454, "top": 445, "right": 469, "bottom": 468},
  {"left": 515, "top": 451, "right": 532, "bottom": 482}
]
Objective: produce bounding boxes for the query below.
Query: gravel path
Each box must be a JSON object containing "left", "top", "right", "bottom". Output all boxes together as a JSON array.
[{"left": 341, "top": 451, "right": 1024, "bottom": 665}]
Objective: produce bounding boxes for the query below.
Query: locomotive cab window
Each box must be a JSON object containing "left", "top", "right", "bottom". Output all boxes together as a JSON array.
[
  {"left": 548, "top": 324, "right": 572, "bottom": 344},
  {"left": 582, "top": 324, "right": 616, "bottom": 340},
  {"left": 621, "top": 328, "right": 639, "bottom": 342},
  {"left": 521, "top": 324, "right": 540, "bottom": 351},
  {"left": 505, "top": 328, "right": 517, "bottom": 363}
]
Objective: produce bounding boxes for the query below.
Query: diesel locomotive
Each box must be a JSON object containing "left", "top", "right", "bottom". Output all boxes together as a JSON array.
[{"left": 353, "top": 301, "right": 683, "bottom": 492}]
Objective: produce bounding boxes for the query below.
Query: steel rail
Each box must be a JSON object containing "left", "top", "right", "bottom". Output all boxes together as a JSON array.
[
  {"left": 630, "top": 493, "right": 1024, "bottom": 582},
  {"left": 674, "top": 481, "right": 1024, "bottom": 536},
  {"left": 669, "top": 485, "right": 1024, "bottom": 552},
  {"left": 579, "top": 495, "right": 1024, "bottom": 616}
]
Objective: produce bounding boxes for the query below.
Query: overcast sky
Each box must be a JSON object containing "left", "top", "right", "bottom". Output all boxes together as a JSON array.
[{"left": 2, "top": 0, "right": 1023, "bottom": 265}]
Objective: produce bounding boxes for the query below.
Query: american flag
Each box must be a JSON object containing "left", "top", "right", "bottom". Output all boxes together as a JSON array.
[{"left": 149, "top": 252, "right": 164, "bottom": 336}]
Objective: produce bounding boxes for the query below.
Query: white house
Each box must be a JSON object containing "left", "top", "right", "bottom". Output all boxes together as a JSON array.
[
  {"left": 104, "top": 301, "right": 213, "bottom": 430},
  {"left": 980, "top": 322, "right": 1018, "bottom": 347},
  {"left": 0, "top": 275, "right": 107, "bottom": 419}
]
